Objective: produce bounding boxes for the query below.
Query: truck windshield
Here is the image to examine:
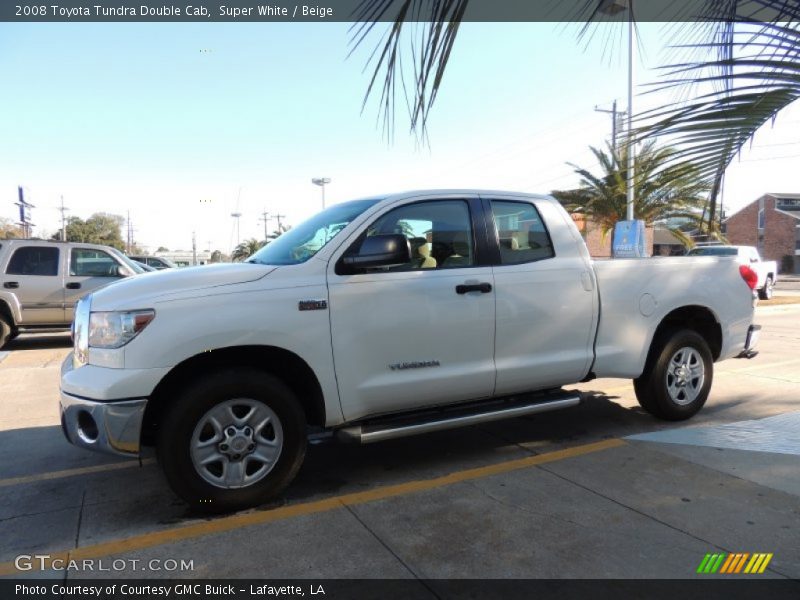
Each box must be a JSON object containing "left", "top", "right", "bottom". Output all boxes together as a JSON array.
[
  {"left": 687, "top": 247, "right": 738, "bottom": 257},
  {"left": 247, "top": 198, "right": 381, "bottom": 265}
]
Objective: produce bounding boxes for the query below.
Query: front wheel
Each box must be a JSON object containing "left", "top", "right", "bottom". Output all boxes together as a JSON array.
[
  {"left": 634, "top": 329, "right": 713, "bottom": 421},
  {"left": 758, "top": 275, "right": 774, "bottom": 300},
  {"left": 157, "top": 369, "right": 307, "bottom": 513}
]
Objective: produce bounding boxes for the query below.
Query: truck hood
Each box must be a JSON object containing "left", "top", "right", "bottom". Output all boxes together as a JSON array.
[{"left": 89, "top": 263, "right": 277, "bottom": 310}]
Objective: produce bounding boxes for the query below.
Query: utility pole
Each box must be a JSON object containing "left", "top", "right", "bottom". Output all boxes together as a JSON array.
[
  {"left": 259, "top": 208, "right": 271, "bottom": 241},
  {"left": 126, "top": 210, "right": 132, "bottom": 253},
  {"left": 58, "top": 195, "right": 69, "bottom": 241},
  {"left": 272, "top": 213, "right": 286, "bottom": 236},
  {"left": 594, "top": 100, "right": 626, "bottom": 155},
  {"left": 192, "top": 231, "right": 197, "bottom": 266}
]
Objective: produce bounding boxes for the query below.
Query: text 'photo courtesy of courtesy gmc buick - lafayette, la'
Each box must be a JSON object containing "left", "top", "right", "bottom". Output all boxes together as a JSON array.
[{"left": 59, "top": 191, "right": 761, "bottom": 513}]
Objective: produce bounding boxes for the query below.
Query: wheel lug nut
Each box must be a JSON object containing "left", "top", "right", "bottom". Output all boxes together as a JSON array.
[
  {"left": 227, "top": 427, "right": 236, "bottom": 436},
  {"left": 220, "top": 443, "right": 228, "bottom": 451},
  {"left": 248, "top": 444, "right": 255, "bottom": 451},
  {"left": 244, "top": 427, "right": 251, "bottom": 436},
  {"left": 232, "top": 454, "right": 240, "bottom": 460}
]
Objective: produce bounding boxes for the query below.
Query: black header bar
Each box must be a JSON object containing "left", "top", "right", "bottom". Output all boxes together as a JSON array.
[{"left": 1, "top": 0, "right": 796, "bottom": 23}]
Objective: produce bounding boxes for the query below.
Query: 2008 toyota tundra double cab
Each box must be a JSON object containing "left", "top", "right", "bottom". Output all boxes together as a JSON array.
[{"left": 60, "top": 190, "right": 760, "bottom": 512}]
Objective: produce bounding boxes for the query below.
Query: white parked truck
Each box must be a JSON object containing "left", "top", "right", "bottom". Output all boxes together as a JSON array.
[
  {"left": 687, "top": 245, "right": 778, "bottom": 300},
  {"left": 60, "top": 191, "right": 760, "bottom": 512}
]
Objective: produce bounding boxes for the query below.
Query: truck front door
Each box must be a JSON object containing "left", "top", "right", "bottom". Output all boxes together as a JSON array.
[
  {"left": 328, "top": 196, "right": 497, "bottom": 421},
  {"left": 64, "top": 248, "right": 127, "bottom": 321}
]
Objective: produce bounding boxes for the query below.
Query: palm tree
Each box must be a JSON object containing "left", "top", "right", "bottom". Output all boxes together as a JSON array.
[
  {"left": 552, "top": 140, "right": 711, "bottom": 247},
  {"left": 353, "top": 2, "right": 799, "bottom": 226},
  {"left": 231, "top": 239, "right": 265, "bottom": 262}
]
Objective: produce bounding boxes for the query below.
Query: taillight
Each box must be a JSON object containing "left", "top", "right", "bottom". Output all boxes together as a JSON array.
[{"left": 739, "top": 265, "right": 758, "bottom": 290}]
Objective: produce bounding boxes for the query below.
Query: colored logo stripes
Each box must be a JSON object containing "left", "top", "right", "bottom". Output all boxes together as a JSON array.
[{"left": 697, "top": 552, "right": 773, "bottom": 574}]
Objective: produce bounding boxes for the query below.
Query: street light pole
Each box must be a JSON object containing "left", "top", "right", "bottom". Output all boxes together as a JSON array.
[
  {"left": 597, "top": 0, "right": 636, "bottom": 222},
  {"left": 626, "top": 4, "right": 635, "bottom": 222},
  {"left": 231, "top": 212, "right": 242, "bottom": 247},
  {"left": 311, "top": 177, "right": 331, "bottom": 210}
]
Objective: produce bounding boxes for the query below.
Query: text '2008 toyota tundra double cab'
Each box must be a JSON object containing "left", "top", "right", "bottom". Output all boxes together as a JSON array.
[{"left": 60, "top": 191, "right": 760, "bottom": 512}]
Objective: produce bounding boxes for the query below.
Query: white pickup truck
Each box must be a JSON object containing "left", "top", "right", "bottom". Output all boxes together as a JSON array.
[
  {"left": 60, "top": 191, "right": 760, "bottom": 512},
  {"left": 687, "top": 245, "right": 778, "bottom": 300}
]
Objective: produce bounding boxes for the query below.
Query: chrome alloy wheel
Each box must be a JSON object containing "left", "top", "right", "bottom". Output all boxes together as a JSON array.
[
  {"left": 665, "top": 347, "right": 705, "bottom": 406},
  {"left": 190, "top": 399, "right": 283, "bottom": 489}
]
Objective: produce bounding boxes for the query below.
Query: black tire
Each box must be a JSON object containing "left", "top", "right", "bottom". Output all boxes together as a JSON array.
[
  {"left": 758, "top": 275, "right": 774, "bottom": 300},
  {"left": 634, "top": 329, "right": 713, "bottom": 421},
  {"left": 0, "top": 316, "right": 11, "bottom": 349},
  {"left": 157, "top": 368, "right": 307, "bottom": 514}
]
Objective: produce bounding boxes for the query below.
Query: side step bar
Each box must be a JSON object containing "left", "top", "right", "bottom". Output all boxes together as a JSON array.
[{"left": 337, "top": 393, "right": 581, "bottom": 444}]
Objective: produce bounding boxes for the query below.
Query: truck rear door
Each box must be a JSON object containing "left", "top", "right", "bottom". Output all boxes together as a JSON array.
[
  {"left": 2, "top": 244, "right": 65, "bottom": 324},
  {"left": 483, "top": 195, "right": 597, "bottom": 394}
]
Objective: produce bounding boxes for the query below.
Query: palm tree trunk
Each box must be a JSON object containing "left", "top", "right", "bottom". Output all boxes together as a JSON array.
[{"left": 707, "top": 171, "right": 723, "bottom": 236}]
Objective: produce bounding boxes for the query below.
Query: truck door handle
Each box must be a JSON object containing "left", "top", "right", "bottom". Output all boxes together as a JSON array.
[
  {"left": 66, "top": 282, "right": 81, "bottom": 290},
  {"left": 456, "top": 282, "right": 492, "bottom": 294},
  {"left": 3, "top": 282, "right": 19, "bottom": 289}
]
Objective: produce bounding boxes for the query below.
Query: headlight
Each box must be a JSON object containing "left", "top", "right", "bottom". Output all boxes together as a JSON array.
[
  {"left": 73, "top": 295, "right": 91, "bottom": 367},
  {"left": 88, "top": 310, "right": 155, "bottom": 349}
]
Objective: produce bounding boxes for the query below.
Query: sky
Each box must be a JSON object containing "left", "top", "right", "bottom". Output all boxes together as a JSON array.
[{"left": 1, "top": 21, "right": 798, "bottom": 254}]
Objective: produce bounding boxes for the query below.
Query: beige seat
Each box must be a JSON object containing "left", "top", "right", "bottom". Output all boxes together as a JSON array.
[
  {"left": 417, "top": 242, "right": 437, "bottom": 269},
  {"left": 410, "top": 237, "right": 437, "bottom": 269}
]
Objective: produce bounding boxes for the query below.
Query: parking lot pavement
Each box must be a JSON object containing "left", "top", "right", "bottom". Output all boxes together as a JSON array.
[{"left": 0, "top": 304, "right": 799, "bottom": 580}]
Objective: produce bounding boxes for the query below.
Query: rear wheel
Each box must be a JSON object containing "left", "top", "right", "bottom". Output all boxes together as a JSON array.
[
  {"left": 157, "top": 369, "right": 307, "bottom": 513},
  {"left": 634, "top": 329, "right": 713, "bottom": 421},
  {"left": 758, "top": 275, "right": 774, "bottom": 300},
  {"left": 0, "top": 316, "right": 11, "bottom": 349}
]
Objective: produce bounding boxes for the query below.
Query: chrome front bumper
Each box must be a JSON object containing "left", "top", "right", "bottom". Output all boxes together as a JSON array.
[{"left": 60, "top": 392, "right": 147, "bottom": 456}]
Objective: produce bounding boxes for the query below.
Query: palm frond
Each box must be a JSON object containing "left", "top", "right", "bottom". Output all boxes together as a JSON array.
[{"left": 350, "top": 0, "right": 468, "bottom": 140}]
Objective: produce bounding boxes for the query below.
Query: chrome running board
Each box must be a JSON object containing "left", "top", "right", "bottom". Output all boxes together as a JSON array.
[{"left": 337, "top": 393, "right": 581, "bottom": 444}]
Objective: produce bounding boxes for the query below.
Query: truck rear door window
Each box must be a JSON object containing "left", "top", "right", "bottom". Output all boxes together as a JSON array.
[
  {"left": 490, "top": 201, "right": 554, "bottom": 264},
  {"left": 6, "top": 246, "right": 60, "bottom": 276}
]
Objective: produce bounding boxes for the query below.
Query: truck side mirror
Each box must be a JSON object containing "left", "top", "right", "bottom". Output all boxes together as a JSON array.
[
  {"left": 115, "top": 265, "right": 134, "bottom": 277},
  {"left": 343, "top": 234, "right": 411, "bottom": 269}
]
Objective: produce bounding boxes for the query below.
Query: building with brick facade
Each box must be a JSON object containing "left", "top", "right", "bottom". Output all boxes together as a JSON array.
[{"left": 723, "top": 193, "right": 800, "bottom": 273}]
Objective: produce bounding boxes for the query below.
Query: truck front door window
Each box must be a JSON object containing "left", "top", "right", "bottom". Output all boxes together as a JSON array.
[
  {"left": 70, "top": 249, "right": 119, "bottom": 277},
  {"left": 362, "top": 200, "right": 474, "bottom": 271}
]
